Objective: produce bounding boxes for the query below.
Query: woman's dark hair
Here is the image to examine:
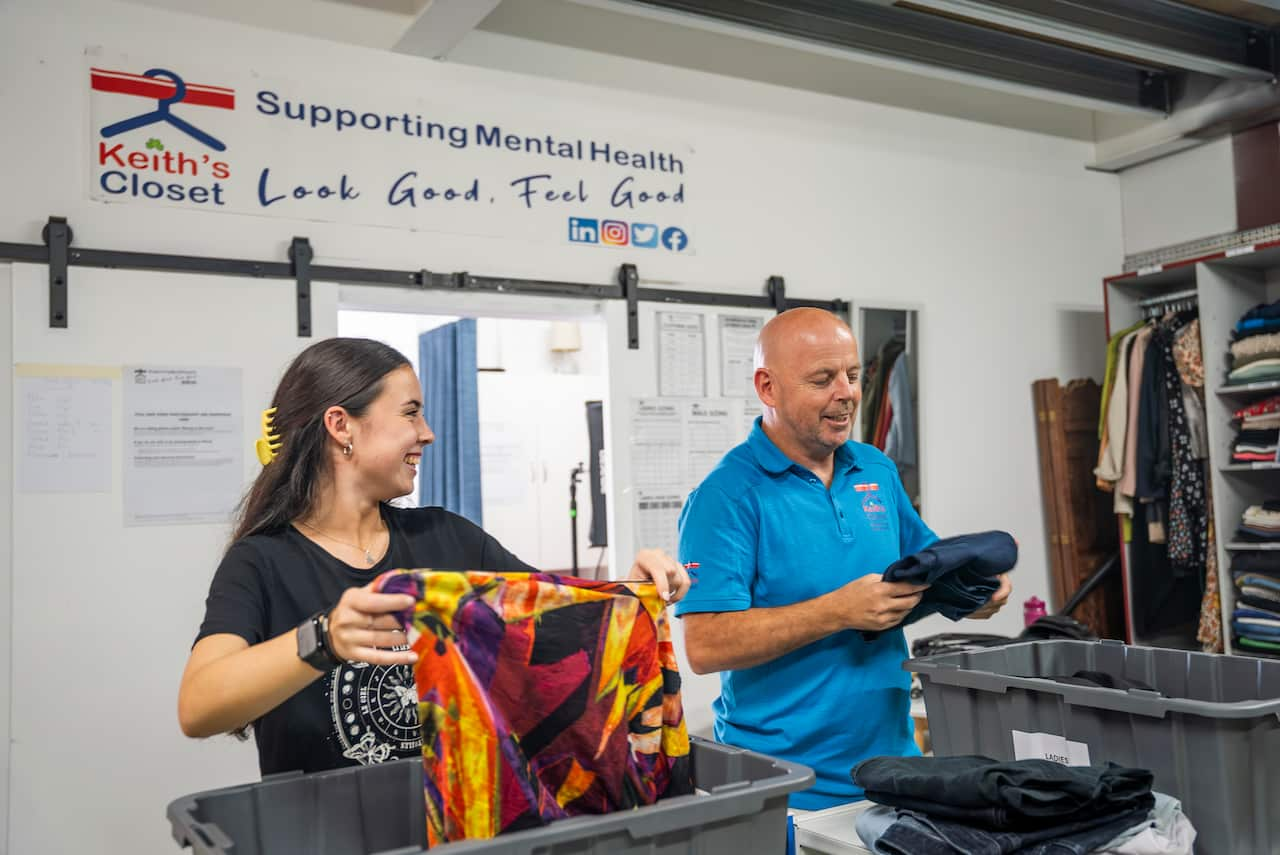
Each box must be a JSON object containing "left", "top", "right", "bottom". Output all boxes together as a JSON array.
[{"left": 232, "top": 337, "right": 410, "bottom": 544}]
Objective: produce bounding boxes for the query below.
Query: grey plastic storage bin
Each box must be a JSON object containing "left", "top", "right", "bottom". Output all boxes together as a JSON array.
[
  {"left": 907, "top": 639, "right": 1280, "bottom": 855},
  {"left": 167, "top": 736, "right": 813, "bottom": 855}
]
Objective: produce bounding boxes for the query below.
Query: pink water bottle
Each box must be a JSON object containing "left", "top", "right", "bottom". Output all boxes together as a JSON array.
[{"left": 1024, "top": 596, "right": 1047, "bottom": 628}]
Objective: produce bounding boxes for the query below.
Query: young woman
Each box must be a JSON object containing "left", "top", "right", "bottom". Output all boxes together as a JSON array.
[{"left": 178, "top": 337, "right": 689, "bottom": 775}]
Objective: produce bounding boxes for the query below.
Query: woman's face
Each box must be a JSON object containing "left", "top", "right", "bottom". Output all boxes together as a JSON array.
[{"left": 350, "top": 365, "right": 434, "bottom": 500}]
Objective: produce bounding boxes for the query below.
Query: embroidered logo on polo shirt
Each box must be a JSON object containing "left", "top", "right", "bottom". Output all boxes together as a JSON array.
[{"left": 858, "top": 484, "right": 890, "bottom": 531}]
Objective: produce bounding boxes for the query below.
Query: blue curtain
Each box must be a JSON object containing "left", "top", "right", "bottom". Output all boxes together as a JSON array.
[{"left": 418, "top": 319, "right": 482, "bottom": 526}]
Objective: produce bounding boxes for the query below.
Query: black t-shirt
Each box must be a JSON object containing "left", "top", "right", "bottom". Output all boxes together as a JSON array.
[{"left": 196, "top": 504, "right": 535, "bottom": 777}]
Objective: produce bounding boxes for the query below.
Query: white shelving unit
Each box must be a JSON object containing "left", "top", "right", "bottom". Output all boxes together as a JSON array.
[{"left": 1104, "top": 243, "right": 1280, "bottom": 655}]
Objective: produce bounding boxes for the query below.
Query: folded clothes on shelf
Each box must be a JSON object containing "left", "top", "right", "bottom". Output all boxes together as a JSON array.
[{"left": 1227, "top": 358, "right": 1280, "bottom": 385}]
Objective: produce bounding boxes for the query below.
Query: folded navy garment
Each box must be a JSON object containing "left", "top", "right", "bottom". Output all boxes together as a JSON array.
[
  {"left": 852, "top": 754, "right": 1154, "bottom": 831},
  {"left": 879, "top": 531, "right": 1017, "bottom": 627},
  {"left": 874, "top": 805, "right": 1150, "bottom": 855},
  {"left": 1239, "top": 300, "right": 1280, "bottom": 326}
]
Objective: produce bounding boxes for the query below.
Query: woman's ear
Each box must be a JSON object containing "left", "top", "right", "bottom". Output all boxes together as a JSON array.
[{"left": 322, "top": 406, "right": 352, "bottom": 449}]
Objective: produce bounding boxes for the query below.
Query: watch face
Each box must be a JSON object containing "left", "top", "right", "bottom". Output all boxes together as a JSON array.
[
  {"left": 328, "top": 652, "right": 422, "bottom": 765},
  {"left": 297, "top": 617, "right": 319, "bottom": 656}
]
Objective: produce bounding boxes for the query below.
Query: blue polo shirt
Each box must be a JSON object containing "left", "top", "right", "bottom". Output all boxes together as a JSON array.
[{"left": 675, "top": 419, "right": 936, "bottom": 809}]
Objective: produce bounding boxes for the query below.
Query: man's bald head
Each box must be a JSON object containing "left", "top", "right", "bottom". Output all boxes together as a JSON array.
[
  {"left": 754, "top": 308, "right": 856, "bottom": 374},
  {"left": 752, "top": 308, "right": 862, "bottom": 469}
]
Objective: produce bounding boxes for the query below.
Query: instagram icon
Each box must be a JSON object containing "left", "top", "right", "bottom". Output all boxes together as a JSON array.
[{"left": 600, "top": 220, "right": 629, "bottom": 246}]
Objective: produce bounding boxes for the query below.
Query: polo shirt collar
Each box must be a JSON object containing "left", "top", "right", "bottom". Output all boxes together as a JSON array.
[{"left": 747, "top": 418, "right": 863, "bottom": 476}]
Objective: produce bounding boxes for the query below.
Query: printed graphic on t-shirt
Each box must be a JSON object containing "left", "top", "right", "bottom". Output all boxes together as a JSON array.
[{"left": 327, "top": 649, "right": 422, "bottom": 765}]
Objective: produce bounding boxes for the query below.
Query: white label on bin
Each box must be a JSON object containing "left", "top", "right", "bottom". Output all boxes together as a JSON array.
[{"left": 1011, "top": 730, "right": 1091, "bottom": 766}]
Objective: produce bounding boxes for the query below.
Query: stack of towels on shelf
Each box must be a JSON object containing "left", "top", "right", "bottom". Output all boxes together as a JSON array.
[
  {"left": 851, "top": 755, "right": 1195, "bottom": 854},
  {"left": 1231, "top": 393, "right": 1279, "bottom": 463},
  {"left": 1232, "top": 549, "right": 1280, "bottom": 657},
  {"left": 1226, "top": 299, "right": 1280, "bottom": 386}
]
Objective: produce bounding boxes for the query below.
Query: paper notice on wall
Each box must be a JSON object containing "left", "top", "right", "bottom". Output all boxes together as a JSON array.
[
  {"left": 634, "top": 490, "right": 683, "bottom": 558},
  {"left": 18, "top": 370, "right": 114, "bottom": 493},
  {"left": 1011, "top": 730, "right": 1092, "bottom": 766},
  {"left": 719, "top": 315, "right": 763, "bottom": 397},
  {"left": 123, "top": 366, "right": 242, "bottom": 526},
  {"left": 630, "top": 398, "right": 685, "bottom": 490},
  {"left": 479, "top": 420, "right": 530, "bottom": 507},
  {"left": 743, "top": 399, "right": 762, "bottom": 434},
  {"left": 657, "top": 312, "right": 706, "bottom": 397},
  {"left": 686, "top": 399, "right": 741, "bottom": 487}
]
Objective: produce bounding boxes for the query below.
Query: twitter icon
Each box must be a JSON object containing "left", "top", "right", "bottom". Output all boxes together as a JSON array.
[{"left": 631, "top": 222, "right": 659, "bottom": 248}]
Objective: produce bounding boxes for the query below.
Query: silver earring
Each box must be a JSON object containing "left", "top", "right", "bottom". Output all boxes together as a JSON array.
[{"left": 343, "top": 442, "right": 353, "bottom": 457}]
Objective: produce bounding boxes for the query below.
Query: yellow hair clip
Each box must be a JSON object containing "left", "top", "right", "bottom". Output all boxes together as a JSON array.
[{"left": 255, "top": 406, "right": 282, "bottom": 466}]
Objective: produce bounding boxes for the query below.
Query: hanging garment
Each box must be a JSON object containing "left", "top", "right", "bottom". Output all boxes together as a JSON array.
[
  {"left": 1154, "top": 324, "right": 1207, "bottom": 572},
  {"left": 883, "top": 353, "right": 916, "bottom": 468},
  {"left": 372, "top": 569, "right": 693, "bottom": 845},
  {"left": 1099, "top": 320, "right": 1147, "bottom": 439},
  {"left": 870, "top": 531, "right": 1017, "bottom": 635},
  {"left": 1171, "top": 319, "right": 1204, "bottom": 388},
  {"left": 1196, "top": 482, "right": 1222, "bottom": 653},
  {"left": 1118, "top": 327, "right": 1155, "bottom": 509},
  {"left": 1096, "top": 329, "right": 1141, "bottom": 492}
]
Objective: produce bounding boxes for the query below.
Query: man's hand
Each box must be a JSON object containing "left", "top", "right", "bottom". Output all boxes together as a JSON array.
[
  {"left": 829, "top": 574, "right": 930, "bottom": 632},
  {"left": 968, "top": 573, "right": 1013, "bottom": 620}
]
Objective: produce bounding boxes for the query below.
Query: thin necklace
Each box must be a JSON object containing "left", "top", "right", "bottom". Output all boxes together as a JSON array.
[{"left": 298, "top": 519, "right": 385, "bottom": 566}]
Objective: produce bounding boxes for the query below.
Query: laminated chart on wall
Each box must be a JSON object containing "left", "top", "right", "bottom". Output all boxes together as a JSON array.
[
  {"left": 122, "top": 365, "right": 242, "bottom": 526},
  {"left": 630, "top": 397, "right": 747, "bottom": 557},
  {"left": 685, "top": 400, "right": 741, "bottom": 487},
  {"left": 16, "top": 364, "right": 116, "bottom": 493},
  {"left": 718, "top": 314, "right": 764, "bottom": 397},
  {"left": 657, "top": 311, "right": 706, "bottom": 397}
]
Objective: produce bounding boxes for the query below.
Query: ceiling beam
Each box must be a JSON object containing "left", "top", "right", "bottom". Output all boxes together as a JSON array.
[
  {"left": 900, "top": 0, "right": 1276, "bottom": 82},
  {"left": 623, "top": 0, "right": 1173, "bottom": 113},
  {"left": 394, "top": 0, "right": 503, "bottom": 58}
]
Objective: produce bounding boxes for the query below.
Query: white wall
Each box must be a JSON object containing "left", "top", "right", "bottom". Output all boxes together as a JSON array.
[
  {"left": 0, "top": 264, "right": 12, "bottom": 852},
  {"left": 1120, "top": 137, "right": 1236, "bottom": 257},
  {"left": 2, "top": 1, "right": 1121, "bottom": 851}
]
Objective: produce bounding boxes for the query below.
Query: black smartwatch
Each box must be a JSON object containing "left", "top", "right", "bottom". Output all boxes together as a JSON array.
[{"left": 297, "top": 609, "right": 342, "bottom": 671}]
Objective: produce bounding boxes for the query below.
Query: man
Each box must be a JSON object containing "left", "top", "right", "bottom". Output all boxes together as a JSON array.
[{"left": 676, "top": 308, "right": 1011, "bottom": 809}]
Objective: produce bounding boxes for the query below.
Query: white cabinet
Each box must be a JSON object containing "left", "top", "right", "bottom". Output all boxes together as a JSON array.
[{"left": 478, "top": 372, "right": 606, "bottom": 572}]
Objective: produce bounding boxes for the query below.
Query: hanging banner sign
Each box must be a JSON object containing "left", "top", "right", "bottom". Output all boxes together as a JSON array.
[{"left": 86, "top": 54, "right": 695, "bottom": 253}]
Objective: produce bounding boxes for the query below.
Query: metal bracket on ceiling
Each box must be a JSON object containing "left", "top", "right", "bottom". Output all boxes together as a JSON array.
[
  {"left": 43, "top": 216, "right": 71, "bottom": 328},
  {"left": 619, "top": 263, "right": 640, "bottom": 349},
  {"left": 289, "top": 237, "right": 312, "bottom": 338},
  {"left": 767, "top": 275, "right": 787, "bottom": 314}
]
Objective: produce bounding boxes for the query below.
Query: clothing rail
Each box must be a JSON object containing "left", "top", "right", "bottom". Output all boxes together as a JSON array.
[{"left": 1138, "top": 287, "right": 1198, "bottom": 318}]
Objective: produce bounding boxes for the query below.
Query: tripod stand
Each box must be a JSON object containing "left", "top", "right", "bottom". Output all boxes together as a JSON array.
[{"left": 569, "top": 462, "right": 585, "bottom": 574}]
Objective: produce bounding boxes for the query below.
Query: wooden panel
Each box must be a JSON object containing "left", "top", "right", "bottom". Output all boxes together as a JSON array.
[{"left": 1032, "top": 378, "right": 1125, "bottom": 639}]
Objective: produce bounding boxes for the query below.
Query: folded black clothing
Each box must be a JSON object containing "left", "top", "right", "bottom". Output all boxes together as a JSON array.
[
  {"left": 1232, "top": 551, "right": 1280, "bottom": 575},
  {"left": 1235, "top": 429, "right": 1280, "bottom": 444},
  {"left": 880, "top": 531, "right": 1018, "bottom": 624},
  {"left": 852, "top": 755, "right": 1154, "bottom": 831},
  {"left": 1241, "top": 595, "right": 1280, "bottom": 613},
  {"left": 1237, "top": 526, "right": 1280, "bottom": 542}
]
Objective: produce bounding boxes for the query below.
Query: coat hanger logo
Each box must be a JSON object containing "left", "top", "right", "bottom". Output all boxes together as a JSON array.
[{"left": 92, "top": 66, "right": 235, "bottom": 152}]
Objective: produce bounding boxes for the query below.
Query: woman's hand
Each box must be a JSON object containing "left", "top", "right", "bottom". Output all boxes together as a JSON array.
[
  {"left": 968, "top": 574, "right": 1013, "bottom": 620},
  {"left": 626, "top": 548, "right": 692, "bottom": 604},
  {"left": 325, "top": 582, "right": 419, "bottom": 666}
]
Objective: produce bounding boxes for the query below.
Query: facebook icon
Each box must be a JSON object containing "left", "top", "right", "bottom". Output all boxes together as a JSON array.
[
  {"left": 661, "top": 226, "right": 689, "bottom": 252},
  {"left": 568, "top": 217, "right": 599, "bottom": 244}
]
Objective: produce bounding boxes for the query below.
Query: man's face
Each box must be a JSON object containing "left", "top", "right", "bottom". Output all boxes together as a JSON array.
[{"left": 764, "top": 326, "right": 861, "bottom": 460}]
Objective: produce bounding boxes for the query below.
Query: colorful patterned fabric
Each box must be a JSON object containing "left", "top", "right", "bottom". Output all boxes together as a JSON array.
[{"left": 372, "top": 569, "right": 693, "bottom": 845}]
